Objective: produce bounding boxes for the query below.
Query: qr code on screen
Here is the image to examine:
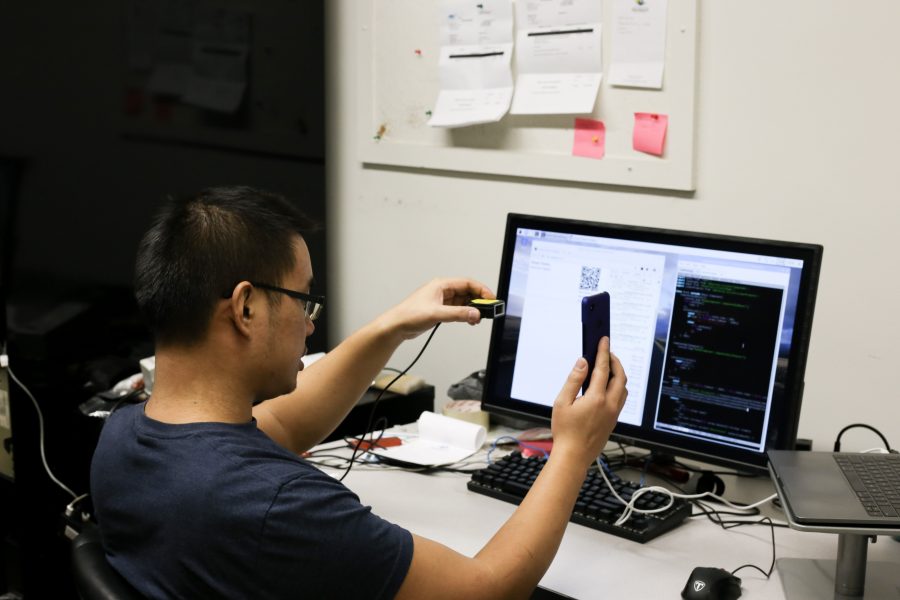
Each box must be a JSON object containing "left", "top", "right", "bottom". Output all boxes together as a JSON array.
[{"left": 579, "top": 266, "right": 601, "bottom": 291}]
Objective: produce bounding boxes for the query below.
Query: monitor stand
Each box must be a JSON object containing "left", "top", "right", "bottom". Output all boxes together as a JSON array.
[
  {"left": 777, "top": 533, "right": 899, "bottom": 599},
  {"left": 622, "top": 451, "right": 691, "bottom": 484}
]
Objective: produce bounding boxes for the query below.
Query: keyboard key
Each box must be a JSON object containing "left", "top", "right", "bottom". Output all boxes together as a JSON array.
[
  {"left": 834, "top": 453, "right": 900, "bottom": 520},
  {"left": 501, "top": 479, "right": 532, "bottom": 497}
]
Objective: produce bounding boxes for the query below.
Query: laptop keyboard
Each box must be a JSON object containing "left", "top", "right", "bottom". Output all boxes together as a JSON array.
[{"left": 833, "top": 453, "right": 900, "bottom": 517}]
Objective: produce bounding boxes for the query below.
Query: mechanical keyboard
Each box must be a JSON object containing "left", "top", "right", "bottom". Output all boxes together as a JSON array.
[{"left": 467, "top": 452, "right": 692, "bottom": 543}]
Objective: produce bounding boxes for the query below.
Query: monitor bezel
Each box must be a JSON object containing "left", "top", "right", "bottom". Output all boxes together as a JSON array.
[{"left": 481, "top": 213, "right": 823, "bottom": 474}]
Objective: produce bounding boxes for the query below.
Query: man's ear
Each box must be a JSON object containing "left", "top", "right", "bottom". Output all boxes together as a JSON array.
[{"left": 228, "top": 281, "right": 256, "bottom": 337}]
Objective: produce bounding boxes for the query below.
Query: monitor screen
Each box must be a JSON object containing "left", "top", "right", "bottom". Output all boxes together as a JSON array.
[{"left": 482, "top": 213, "right": 823, "bottom": 473}]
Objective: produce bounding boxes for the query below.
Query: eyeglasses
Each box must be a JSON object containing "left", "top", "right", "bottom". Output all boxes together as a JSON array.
[{"left": 251, "top": 282, "right": 325, "bottom": 321}]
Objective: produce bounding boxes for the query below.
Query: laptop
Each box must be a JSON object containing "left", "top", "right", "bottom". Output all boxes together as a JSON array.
[{"left": 767, "top": 450, "right": 900, "bottom": 527}]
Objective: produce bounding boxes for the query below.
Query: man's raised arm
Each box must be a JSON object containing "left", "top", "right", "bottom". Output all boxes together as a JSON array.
[
  {"left": 396, "top": 338, "right": 627, "bottom": 600},
  {"left": 254, "top": 278, "right": 494, "bottom": 454}
]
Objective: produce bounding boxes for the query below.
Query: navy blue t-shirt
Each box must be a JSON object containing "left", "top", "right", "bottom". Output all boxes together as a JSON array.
[{"left": 90, "top": 402, "right": 413, "bottom": 599}]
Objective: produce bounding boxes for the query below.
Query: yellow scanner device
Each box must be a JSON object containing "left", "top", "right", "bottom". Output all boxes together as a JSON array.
[{"left": 468, "top": 298, "right": 505, "bottom": 319}]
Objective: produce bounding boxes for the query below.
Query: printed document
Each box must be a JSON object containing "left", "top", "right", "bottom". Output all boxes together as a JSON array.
[
  {"left": 429, "top": 0, "right": 514, "bottom": 128},
  {"left": 510, "top": 0, "right": 603, "bottom": 115},
  {"left": 608, "top": 0, "right": 668, "bottom": 89},
  {"left": 183, "top": 8, "right": 251, "bottom": 113}
]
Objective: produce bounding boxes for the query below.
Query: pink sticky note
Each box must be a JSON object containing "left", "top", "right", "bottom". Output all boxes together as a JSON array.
[
  {"left": 573, "top": 118, "right": 606, "bottom": 159},
  {"left": 633, "top": 113, "right": 668, "bottom": 156}
]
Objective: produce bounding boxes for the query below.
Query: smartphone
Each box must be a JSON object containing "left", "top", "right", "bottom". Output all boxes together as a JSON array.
[{"left": 581, "top": 292, "right": 611, "bottom": 394}]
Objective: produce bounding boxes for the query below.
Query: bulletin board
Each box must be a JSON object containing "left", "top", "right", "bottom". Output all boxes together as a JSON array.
[
  {"left": 357, "top": 0, "right": 698, "bottom": 191},
  {"left": 119, "top": 0, "right": 324, "bottom": 160}
]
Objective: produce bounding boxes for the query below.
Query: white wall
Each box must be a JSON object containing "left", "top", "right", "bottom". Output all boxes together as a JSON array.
[{"left": 326, "top": 2, "right": 900, "bottom": 453}]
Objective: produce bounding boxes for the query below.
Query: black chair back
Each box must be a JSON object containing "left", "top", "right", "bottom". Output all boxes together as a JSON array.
[{"left": 71, "top": 526, "right": 145, "bottom": 600}]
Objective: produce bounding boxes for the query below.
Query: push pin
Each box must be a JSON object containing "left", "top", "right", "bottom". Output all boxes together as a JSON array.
[{"left": 414, "top": 48, "right": 422, "bottom": 56}]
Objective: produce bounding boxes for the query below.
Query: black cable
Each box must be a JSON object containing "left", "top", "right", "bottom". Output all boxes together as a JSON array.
[
  {"left": 691, "top": 499, "right": 764, "bottom": 522},
  {"left": 690, "top": 500, "right": 782, "bottom": 579},
  {"left": 596, "top": 445, "right": 779, "bottom": 579},
  {"left": 339, "top": 323, "right": 441, "bottom": 482},
  {"left": 305, "top": 454, "right": 366, "bottom": 466},
  {"left": 833, "top": 423, "right": 893, "bottom": 453},
  {"left": 108, "top": 388, "right": 146, "bottom": 415},
  {"left": 434, "top": 465, "right": 484, "bottom": 475},
  {"left": 729, "top": 517, "right": 777, "bottom": 579}
]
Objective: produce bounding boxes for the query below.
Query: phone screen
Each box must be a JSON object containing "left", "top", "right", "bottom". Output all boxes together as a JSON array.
[{"left": 581, "top": 292, "right": 611, "bottom": 395}]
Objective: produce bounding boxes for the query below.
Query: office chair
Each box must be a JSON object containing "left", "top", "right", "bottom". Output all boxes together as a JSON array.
[{"left": 71, "top": 526, "right": 144, "bottom": 600}]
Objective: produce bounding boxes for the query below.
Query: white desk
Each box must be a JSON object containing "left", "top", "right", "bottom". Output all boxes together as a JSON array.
[{"left": 316, "top": 447, "right": 900, "bottom": 599}]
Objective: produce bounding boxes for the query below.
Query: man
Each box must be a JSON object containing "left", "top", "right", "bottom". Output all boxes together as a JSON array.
[{"left": 91, "top": 186, "right": 628, "bottom": 599}]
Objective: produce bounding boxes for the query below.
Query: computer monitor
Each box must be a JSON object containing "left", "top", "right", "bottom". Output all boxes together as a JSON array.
[{"left": 482, "top": 213, "right": 823, "bottom": 474}]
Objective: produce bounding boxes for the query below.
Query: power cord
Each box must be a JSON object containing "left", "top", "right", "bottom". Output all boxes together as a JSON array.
[
  {"left": 4, "top": 360, "right": 79, "bottom": 499},
  {"left": 338, "top": 323, "right": 441, "bottom": 482},
  {"left": 595, "top": 456, "right": 777, "bottom": 527},
  {"left": 833, "top": 423, "right": 895, "bottom": 453},
  {"left": 605, "top": 450, "right": 780, "bottom": 579},
  {"left": 596, "top": 452, "right": 782, "bottom": 579}
]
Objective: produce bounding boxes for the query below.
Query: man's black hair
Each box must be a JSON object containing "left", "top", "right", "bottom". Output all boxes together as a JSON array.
[{"left": 135, "top": 186, "right": 317, "bottom": 346}]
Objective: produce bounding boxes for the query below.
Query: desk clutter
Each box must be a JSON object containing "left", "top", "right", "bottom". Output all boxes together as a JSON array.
[
  {"left": 442, "top": 399, "right": 490, "bottom": 429},
  {"left": 368, "top": 411, "right": 486, "bottom": 467}
]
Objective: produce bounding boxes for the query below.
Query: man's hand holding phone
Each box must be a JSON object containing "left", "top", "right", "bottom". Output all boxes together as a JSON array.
[{"left": 551, "top": 336, "right": 628, "bottom": 470}]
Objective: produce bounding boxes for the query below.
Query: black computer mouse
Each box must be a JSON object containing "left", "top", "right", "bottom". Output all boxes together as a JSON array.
[{"left": 681, "top": 567, "right": 742, "bottom": 600}]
